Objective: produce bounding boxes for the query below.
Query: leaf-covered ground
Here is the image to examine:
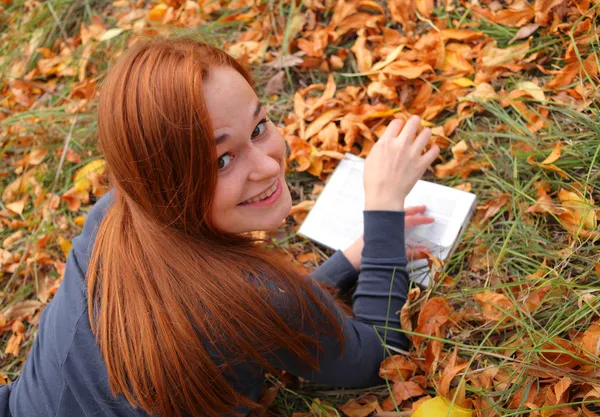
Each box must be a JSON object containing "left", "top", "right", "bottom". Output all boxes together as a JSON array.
[{"left": 1, "top": 0, "right": 599, "bottom": 416}]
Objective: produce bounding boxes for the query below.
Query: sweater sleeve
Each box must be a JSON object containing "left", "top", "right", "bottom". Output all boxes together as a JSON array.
[
  {"left": 309, "top": 250, "right": 358, "bottom": 292},
  {"left": 267, "top": 210, "right": 409, "bottom": 388}
]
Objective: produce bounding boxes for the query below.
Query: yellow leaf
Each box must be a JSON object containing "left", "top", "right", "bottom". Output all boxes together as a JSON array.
[
  {"left": 73, "top": 159, "right": 106, "bottom": 193},
  {"left": 383, "top": 62, "right": 433, "bottom": 79},
  {"left": 481, "top": 39, "right": 531, "bottom": 68},
  {"left": 6, "top": 197, "right": 27, "bottom": 215},
  {"left": 540, "top": 143, "right": 561, "bottom": 165},
  {"left": 558, "top": 189, "right": 597, "bottom": 230},
  {"left": 74, "top": 216, "right": 86, "bottom": 227},
  {"left": 361, "top": 107, "right": 402, "bottom": 121},
  {"left": 98, "top": 28, "right": 125, "bottom": 42},
  {"left": 452, "top": 77, "right": 476, "bottom": 87},
  {"left": 412, "top": 396, "right": 473, "bottom": 417},
  {"left": 148, "top": 3, "right": 168, "bottom": 22},
  {"left": 514, "top": 80, "right": 546, "bottom": 102},
  {"left": 370, "top": 45, "right": 405, "bottom": 73},
  {"left": 57, "top": 236, "right": 72, "bottom": 258}
]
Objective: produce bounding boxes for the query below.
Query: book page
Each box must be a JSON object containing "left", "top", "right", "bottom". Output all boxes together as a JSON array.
[{"left": 298, "top": 153, "right": 477, "bottom": 286}]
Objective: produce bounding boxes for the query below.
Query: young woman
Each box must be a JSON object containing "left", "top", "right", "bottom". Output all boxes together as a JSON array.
[{"left": 0, "top": 37, "right": 439, "bottom": 417}]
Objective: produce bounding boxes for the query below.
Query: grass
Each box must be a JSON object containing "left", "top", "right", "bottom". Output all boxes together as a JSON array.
[{"left": 1, "top": 0, "right": 600, "bottom": 416}]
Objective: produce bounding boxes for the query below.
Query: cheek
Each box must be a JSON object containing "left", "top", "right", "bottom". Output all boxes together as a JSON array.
[{"left": 212, "top": 177, "right": 243, "bottom": 214}]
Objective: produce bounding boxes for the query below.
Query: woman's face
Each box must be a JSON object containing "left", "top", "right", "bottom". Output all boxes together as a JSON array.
[{"left": 204, "top": 66, "right": 292, "bottom": 234}]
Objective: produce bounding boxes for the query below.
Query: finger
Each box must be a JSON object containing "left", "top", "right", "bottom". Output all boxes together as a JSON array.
[
  {"left": 404, "top": 205, "right": 427, "bottom": 215},
  {"left": 397, "top": 115, "right": 421, "bottom": 143},
  {"left": 406, "top": 215, "right": 435, "bottom": 228},
  {"left": 380, "top": 119, "right": 405, "bottom": 141},
  {"left": 420, "top": 144, "right": 440, "bottom": 166},
  {"left": 412, "top": 127, "right": 432, "bottom": 154},
  {"left": 407, "top": 246, "right": 430, "bottom": 260}
]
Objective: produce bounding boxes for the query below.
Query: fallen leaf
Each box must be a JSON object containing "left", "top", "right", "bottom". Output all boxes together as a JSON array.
[
  {"left": 413, "top": 298, "right": 451, "bottom": 347},
  {"left": 264, "top": 71, "right": 285, "bottom": 95},
  {"left": 2, "top": 300, "right": 42, "bottom": 321},
  {"left": 3, "top": 230, "right": 24, "bottom": 249},
  {"left": 381, "top": 380, "right": 426, "bottom": 410},
  {"left": 474, "top": 291, "right": 513, "bottom": 321},
  {"left": 339, "top": 394, "right": 380, "bottom": 417},
  {"left": 73, "top": 159, "right": 106, "bottom": 193},
  {"left": 481, "top": 39, "right": 531, "bottom": 68},
  {"left": 304, "top": 109, "right": 342, "bottom": 140},
  {"left": 4, "top": 320, "right": 25, "bottom": 356},
  {"left": 57, "top": 236, "right": 72, "bottom": 258},
  {"left": 379, "top": 355, "right": 418, "bottom": 382},
  {"left": 508, "top": 23, "right": 540, "bottom": 44},
  {"left": 580, "top": 321, "right": 600, "bottom": 358},
  {"left": 412, "top": 396, "right": 473, "bottom": 417}
]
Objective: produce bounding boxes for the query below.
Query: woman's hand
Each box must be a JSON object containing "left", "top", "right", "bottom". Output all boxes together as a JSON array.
[
  {"left": 404, "top": 205, "right": 434, "bottom": 260},
  {"left": 342, "top": 205, "right": 435, "bottom": 270},
  {"left": 364, "top": 115, "right": 440, "bottom": 211}
]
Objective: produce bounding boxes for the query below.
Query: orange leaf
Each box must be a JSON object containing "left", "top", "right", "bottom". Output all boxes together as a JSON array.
[
  {"left": 350, "top": 30, "right": 372, "bottom": 73},
  {"left": 474, "top": 291, "right": 513, "bottom": 321},
  {"left": 580, "top": 321, "right": 600, "bottom": 358},
  {"left": 388, "top": 0, "right": 415, "bottom": 32},
  {"left": 304, "top": 109, "right": 342, "bottom": 140},
  {"left": 534, "top": 0, "right": 567, "bottom": 26},
  {"left": 4, "top": 320, "right": 25, "bottom": 356},
  {"left": 481, "top": 39, "right": 531, "bottom": 68},
  {"left": 339, "top": 394, "right": 380, "bottom": 417},
  {"left": 379, "top": 355, "right": 418, "bottom": 382},
  {"left": 541, "top": 142, "right": 562, "bottom": 164},
  {"left": 381, "top": 381, "right": 426, "bottom": 410},
  {"left": 415, "top": 0, "right": 433, "bottom": 17},
  {"left": 413, "top": 298, "right": 451, "bottom": 346}
]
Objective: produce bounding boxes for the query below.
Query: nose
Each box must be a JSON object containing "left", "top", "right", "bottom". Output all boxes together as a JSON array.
[{"left": 247, "top": 144, "right": 281, "bottom": 182}]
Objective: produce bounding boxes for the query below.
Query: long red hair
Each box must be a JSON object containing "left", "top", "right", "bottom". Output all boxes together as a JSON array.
[{"left": 88, "top": 37, "right": 346, "bottom": 417}]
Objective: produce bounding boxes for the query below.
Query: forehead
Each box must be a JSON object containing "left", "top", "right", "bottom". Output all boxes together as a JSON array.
[{"left": 202, "top": 66, "right": 257, "bottom": 130}]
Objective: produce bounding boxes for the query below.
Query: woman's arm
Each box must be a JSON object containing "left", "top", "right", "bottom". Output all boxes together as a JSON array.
[
  {"left": 308, "top": 205, "right": 433, "bottom": 293},
  {"left": 268, "top": 210, "right": 409, "bottom": 388}
]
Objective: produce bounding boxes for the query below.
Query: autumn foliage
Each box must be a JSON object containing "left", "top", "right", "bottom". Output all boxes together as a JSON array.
[{"left": 1, "top": 0, "right": 599, "bottom": 416}]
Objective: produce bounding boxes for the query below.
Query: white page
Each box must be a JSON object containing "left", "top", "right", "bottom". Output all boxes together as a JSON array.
[{"left": 298, "top": 153, "right": 476, "bottom": 286}]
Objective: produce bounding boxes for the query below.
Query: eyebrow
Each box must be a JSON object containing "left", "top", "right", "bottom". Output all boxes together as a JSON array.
[{"left": 215, "top": 101, "right": 264, "bottom": 145}]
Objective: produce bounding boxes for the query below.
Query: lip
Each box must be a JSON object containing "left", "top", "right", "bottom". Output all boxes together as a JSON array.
[{"left": 238, "top": 178, "right": 282, "bottom": 207}]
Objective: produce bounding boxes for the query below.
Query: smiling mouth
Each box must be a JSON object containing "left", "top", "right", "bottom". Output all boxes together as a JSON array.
[{"left": 239, "top": 180, "right": 278, "bottom": 205}]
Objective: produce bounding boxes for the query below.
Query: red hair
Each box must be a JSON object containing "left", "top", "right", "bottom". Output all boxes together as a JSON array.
[{"left": 88, "top": 37, "right": 346, "bottom": 417}]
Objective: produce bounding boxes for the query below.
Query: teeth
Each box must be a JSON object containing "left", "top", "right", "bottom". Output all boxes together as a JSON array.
[{"left": 242, "top": 181, "right": 278, "bottom": 204}]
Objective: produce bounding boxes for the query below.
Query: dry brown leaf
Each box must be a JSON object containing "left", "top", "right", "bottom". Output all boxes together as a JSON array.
[
  {"left": 413, "top": 298, "right": 451, "bottom": 347},
  {"left": 474, "top": 291, "right": 513, "bottom": 321},
  {"left": 509, "top": 23, "right": 540, "bottom": 44},
  {"left": 304, "top": 109, "right": 342, "bottom": 140},
  {"left": 534, "top": 0, "right": 567, "bottom": 26},
  {"left": 4, "top": 320, "right": 25, "bottom": 356},
  {"left": 339, "top": 394, "right": 381, "bottom": 417},
  {"left": 579, "top": 321, "right": 600, "bottom": 358},
  {"left": 379, "top": 355, "right": 418, "bottom": 382},
  {"left": 2, "top": 300, "right": 42, "bottom": 321},
  {"left": 481, "top": 39, "right": 531, "bottom": 68},
  {"left": 388, "top": 0, "right": 415, "bottom": 32},
  {"left": 381, "top": 380, "right": 426, "bottom": 410},
  {"left": 3, "top": 230, "right": 24, "bottom": 249}
]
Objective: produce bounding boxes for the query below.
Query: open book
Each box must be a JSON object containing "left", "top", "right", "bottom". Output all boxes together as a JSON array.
[{"left": 298, "top": 153, "right": 477, "bottom": 286}]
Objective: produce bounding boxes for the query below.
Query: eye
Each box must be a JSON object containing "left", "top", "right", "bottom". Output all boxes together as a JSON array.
[
  {"left": 252, "top": 118, "right": 268, "bottom": 139},
  {"left": 218, "top": 153, "right": 232, "bottom": 170}
]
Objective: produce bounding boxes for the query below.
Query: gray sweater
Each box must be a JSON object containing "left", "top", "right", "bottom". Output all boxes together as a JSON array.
[{"left": 0, "top": 190, "right": 409, "bottom": 416}]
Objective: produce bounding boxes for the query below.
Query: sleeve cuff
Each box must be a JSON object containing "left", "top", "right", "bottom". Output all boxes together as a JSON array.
[
  {"left": 310, "top": 250, "right": 358, "bottom": 291},
  {"left": 362, "top": 210, "right": 407, "bottom": 260}
]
